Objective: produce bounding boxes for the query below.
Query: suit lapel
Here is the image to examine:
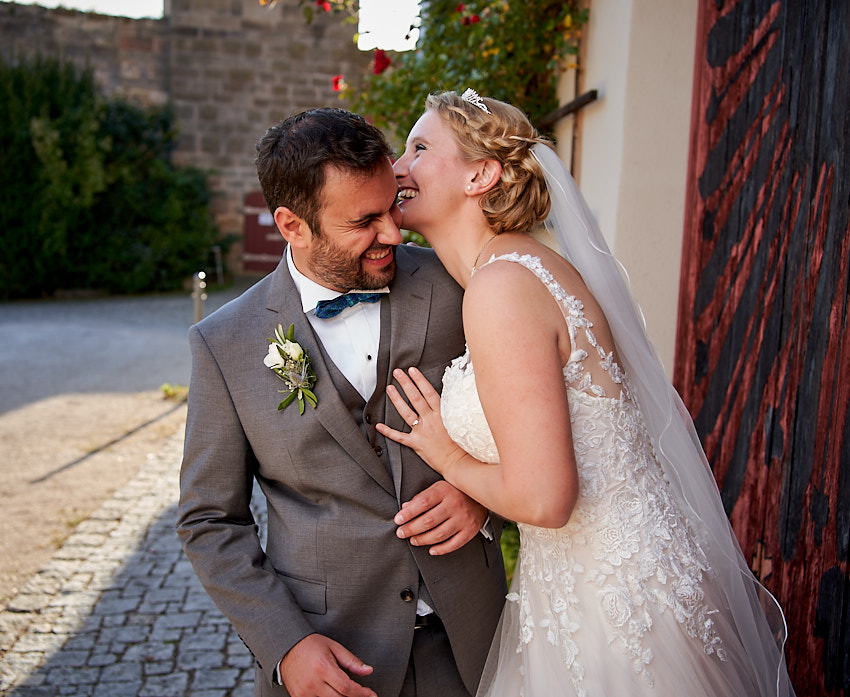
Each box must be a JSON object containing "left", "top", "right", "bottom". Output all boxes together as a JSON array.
[
  {"left": 384, "top": 249, "right": 435, "bottom": 498},
  {"left": 387, "top": 248, "right": 432, "bottom": 380},
  {"left": 261, "top": 256, "right": 395, "bottom": 495}
]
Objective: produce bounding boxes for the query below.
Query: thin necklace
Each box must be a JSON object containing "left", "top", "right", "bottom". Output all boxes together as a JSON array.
[{"left": 471, "top": 235, "right": 497, "bottom": 274}]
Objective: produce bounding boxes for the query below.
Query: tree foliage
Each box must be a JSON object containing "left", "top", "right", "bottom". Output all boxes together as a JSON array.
[
  {"left": 0, "top": 57, "right": 222, "bottom": 299},
  {"left": 298, "top": 0, "right": 587, "bottom": 148}
]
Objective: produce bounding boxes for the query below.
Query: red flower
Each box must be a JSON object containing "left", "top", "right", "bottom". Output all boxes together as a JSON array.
[
  {"left": 469, "top": 13, "right": 480, "bottom": 23},
  {"left": 372, "top": 49, "right": 391, "bottom": 75},
  {"left": 461, "top": 16, "right": 470, "bottom": 25},
  {"left": 315, "top": 0, "right": 331, "bottom": 11},
  {"left": 455, "top": 3, "right": 465, "bottom": 11},
  {"left": 332, "top": 74, "right": 344, "bottom": 91}
]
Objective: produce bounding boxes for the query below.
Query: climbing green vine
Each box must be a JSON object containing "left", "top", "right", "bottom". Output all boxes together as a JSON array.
[{"left": 289, "top": 0, "right": 587, "bottom": 148}]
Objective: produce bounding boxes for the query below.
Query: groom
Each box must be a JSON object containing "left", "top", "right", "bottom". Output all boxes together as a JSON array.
[{"left": 177, "top": 108, "right": 507, "bottom": 697}]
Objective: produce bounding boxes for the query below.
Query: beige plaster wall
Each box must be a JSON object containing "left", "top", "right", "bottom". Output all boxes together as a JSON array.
[{"left": 567, "top": 0, "right": 698, "bottom": 377}]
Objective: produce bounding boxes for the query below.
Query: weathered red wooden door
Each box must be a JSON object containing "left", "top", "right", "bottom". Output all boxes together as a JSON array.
[{"left": 674, "top": 1, "right": 849, "bottom": 694}]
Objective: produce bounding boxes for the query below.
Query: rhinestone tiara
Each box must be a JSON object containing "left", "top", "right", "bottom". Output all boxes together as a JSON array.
[{"left": 461, "top": 88, "right": 491, "bottom": 114}]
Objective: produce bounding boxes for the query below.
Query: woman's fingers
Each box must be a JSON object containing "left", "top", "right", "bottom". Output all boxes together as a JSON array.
[
  {"left": 376, "top": 420, "right": 406, "bottom": 445},
  {"left": 381, "top": 386, "right": 425, "bottom": 448},
  {"left": 379, "top": 369, "right": 459, "bottom": 476},
  {"left": 391, "top": 368, "right": 422, "bottom": 403},
  {"left": 392, "top": 368, "right": 440, "bottom": 416},
  {"left": 380, "top": 368, "right": 444, "bottom": 450},
  {"left": 407, "top": 367, "right": 442, "bottom": 410},
  {"left": 386, "top": 384, "right": 419, "bottom": 424}
]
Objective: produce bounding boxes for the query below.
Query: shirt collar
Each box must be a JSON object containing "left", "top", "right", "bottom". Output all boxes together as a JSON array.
[{"left": 286, "top": 245, "right": 389, "bottom": 315}]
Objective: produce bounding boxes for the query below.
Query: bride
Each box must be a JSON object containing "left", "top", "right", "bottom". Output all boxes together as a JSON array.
[{"left": 377, "top": 90, "right": 796, "bottom": 696}]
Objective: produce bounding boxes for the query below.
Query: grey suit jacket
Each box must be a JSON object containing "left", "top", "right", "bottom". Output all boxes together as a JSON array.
[{"left": 177, "top": 245, "right": 507, "bottom": 697}]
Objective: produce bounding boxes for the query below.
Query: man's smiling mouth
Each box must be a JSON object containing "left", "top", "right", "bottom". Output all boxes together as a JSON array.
[{"left": 363, "top": 247, "right": 392, "bottom": 260}]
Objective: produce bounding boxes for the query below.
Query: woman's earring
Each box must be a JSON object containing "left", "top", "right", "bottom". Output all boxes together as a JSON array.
[{"left": 466, "top": 185, "right": 472, "bottom": 191}]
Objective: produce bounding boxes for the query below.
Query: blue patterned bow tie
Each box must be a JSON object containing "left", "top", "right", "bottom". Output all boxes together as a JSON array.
[{"left": 314, "top": 292, "right": 384, "bottom": 319}]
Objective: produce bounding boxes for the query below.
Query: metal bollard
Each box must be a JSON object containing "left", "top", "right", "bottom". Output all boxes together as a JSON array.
[
  {"left": 192, "top": 271, "right": 207, "bottom": 323},
  {"left": 211, "top": 245, "right": 224, "bottom": 286}
]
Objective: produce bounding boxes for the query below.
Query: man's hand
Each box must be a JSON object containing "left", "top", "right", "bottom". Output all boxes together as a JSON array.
[
  {"left": 279, "top": 634, "right": 375, "bottom": 697},
  {"left": 394, "top": 480, "right": 488, "bottom": 555}
]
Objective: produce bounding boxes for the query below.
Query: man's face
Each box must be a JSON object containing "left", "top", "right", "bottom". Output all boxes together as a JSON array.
[{"left": 300, "top": 161, "right": 403, "bottom": 292}]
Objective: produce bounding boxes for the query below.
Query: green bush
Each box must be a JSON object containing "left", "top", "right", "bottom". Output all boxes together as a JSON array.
[
  {"left": 0, "top": 57, "right": 221, "bottom": 299},
  {"left": 321, "top": 0, "right": 587, "bottom": 148},
  {"left": 500, "top": 521, "right": 520, "bottom": 584}
]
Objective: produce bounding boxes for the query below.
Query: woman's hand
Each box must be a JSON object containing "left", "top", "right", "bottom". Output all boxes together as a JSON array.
[{"left": 377, "top": 367, "right": 466, "bottom": 477}]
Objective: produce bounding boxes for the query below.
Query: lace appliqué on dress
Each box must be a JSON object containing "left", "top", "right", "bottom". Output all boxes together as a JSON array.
[
  {"left": 512, "top": 388, "right": 726, "bottom": 693},
  {"left": 443, "top": 254, "right": 726, "bottom": 696},
  {"left": 495, "top": 254, "right": 632, "bottom": 403},
  {"left": 442, "top": 350, "right": 500, "bottom": 464}
]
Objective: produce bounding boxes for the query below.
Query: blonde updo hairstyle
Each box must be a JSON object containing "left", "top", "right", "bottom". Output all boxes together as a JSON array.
[{"left": 425, "top": 91, "right": 552, "bottom": 235}]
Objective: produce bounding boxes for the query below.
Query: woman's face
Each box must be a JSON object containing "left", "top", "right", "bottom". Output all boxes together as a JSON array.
[{"left": 393, "top": 109, "right": 473, "bottom": 238}]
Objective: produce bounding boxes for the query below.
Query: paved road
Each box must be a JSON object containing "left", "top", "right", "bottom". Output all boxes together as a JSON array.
[
  {"left": 0, "top": 282, "right": 253, "bottom": 415},
  {"left": 0, "top": 281, "right": 266, "bottom": 697}
]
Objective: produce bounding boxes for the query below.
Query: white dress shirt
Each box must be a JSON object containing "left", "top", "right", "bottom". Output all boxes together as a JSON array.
[{"left": 286, "top": 247, "right": 388, "bottom": 401}]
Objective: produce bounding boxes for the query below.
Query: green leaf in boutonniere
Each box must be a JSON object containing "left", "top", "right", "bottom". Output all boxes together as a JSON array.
[{"left": 263, "top": 323, "right": 318, "bottom": 415}]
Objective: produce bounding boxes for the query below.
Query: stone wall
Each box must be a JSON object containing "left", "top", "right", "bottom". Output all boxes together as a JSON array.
[{"left": 0, "top": 0, "right": 369, "bottom": 274}]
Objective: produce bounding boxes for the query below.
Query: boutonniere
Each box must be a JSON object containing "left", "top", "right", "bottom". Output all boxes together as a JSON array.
[{"left": 263, "top": 323, "right": 318, "bottom": 414}]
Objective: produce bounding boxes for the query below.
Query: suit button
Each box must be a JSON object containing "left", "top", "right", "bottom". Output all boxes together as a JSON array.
[
  {"left": 364, "top": 414, "right": 372, "bottom": 424},
  {"left": 400, "top": 588, "right": 415, "bottom": 602},
  {"left": 373, "top": 445, "right": 383, "bottom": 457}
]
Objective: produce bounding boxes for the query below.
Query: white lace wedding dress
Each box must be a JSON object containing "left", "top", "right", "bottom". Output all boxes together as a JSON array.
[{"left": 441, "top": 254, "right": 763, "bottom": 697}]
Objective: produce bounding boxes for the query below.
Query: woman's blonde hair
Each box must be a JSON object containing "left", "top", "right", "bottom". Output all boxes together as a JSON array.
[{"left": 425, "top": 90, "right": 552, "bottom": 235}]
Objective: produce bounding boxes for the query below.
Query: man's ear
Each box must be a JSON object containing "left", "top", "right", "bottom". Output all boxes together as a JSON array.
[
  {"left": 467, "top": 159, "right": 502, "bottom": 195},
  {"left": 274, "top": 206, "right": 310, "bottom": 248}
]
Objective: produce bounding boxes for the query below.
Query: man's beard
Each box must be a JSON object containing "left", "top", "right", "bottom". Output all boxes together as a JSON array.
[{"left": 307, "top": 231, "right": 396, "bottom": 291}]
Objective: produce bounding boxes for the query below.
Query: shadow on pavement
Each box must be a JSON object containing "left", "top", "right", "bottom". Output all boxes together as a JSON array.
[{"left": 1, "top": 427, "right": 268, "bottom": 697}]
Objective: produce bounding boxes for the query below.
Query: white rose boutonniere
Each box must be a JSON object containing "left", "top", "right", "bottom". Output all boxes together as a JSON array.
[{"left": 264, "top": 323, "right": 318, "bottom": 414}]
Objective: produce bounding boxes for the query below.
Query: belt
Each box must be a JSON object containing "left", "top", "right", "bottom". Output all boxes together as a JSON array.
[{"left": 414, "top": 613, "right": 441, "bottom": 630}]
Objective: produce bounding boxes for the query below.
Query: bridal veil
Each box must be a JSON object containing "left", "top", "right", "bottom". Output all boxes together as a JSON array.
[{"left": 531, "top": 144, "right": 795, "bottom": 697}]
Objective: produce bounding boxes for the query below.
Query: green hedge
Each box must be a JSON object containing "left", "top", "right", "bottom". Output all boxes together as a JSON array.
[{"left": 0, "top": 57, "right": 222, "bottom": 299}]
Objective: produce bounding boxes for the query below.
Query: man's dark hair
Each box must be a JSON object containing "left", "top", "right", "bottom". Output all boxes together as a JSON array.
[{"left": 255, "top": 108, "right": 393, "bottom": 235}]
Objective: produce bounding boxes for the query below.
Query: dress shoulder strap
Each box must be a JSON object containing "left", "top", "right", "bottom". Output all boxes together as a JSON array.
[
  {"left": 479, "top": 253, "right": 589, "bottom": 344},
  {"left": 480, "top": 253, "right": 632, "bottom": 401},
  {"left": 479, "top": 252, "right": 560, "bottom": 294}
]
